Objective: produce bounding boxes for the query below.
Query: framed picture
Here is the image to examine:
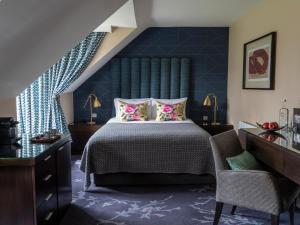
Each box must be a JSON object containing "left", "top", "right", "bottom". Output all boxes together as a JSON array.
[{"left": 243, "top": 32, "right": 277, "bottom": 89}]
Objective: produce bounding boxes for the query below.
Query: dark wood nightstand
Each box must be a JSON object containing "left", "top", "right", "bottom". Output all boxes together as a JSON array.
[
  {"left": 68, "top": 123, "right": 103, "bottom": 155},
  {"left": 197, "top": 123, "right": 234, "bottom": 136}
]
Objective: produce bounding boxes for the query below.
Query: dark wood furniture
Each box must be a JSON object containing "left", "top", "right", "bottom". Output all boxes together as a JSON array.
[
  {"left": 198, "top": 123, "right": 234, "bottom": 136},
  {"left": 68, "top": 123, "right": 103, "bottom": 154},
  {"left": 239, "top": 128, "right": 300, "bottom": 186},
  {"left": 0, "top": 134, "right": 72, "bottom": 225}
]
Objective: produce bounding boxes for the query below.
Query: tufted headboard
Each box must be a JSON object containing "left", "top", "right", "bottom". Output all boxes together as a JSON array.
[{"left": 111, "top": 57, "right": 190, "bottom": 100}]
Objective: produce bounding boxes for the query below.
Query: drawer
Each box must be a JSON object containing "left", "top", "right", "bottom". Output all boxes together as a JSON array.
[
  {"left": 38, "top": 211, "right": 57, "bottom": 225},
  {"left": 35, "top": 153, "right": 57, "bottom": 207},
  {"left": 37, "top": 200, "right": 57, "bottom": 225},
  {"left": 35, "top": 151, "right": 56, "bottom": 182},
  {"left": 35, "top": 167, "right": 56, "bottom": 206},
  {"left": 36, "top": 180, "right": 56, "bottom": 208}
]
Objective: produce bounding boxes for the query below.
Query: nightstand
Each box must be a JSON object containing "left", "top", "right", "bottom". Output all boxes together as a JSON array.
[
  {"left": 197, "top": 123, "right": 234, "bottom": 136},
  {"left": 68, "top": 123, "right": 103, "bottom": 155}
]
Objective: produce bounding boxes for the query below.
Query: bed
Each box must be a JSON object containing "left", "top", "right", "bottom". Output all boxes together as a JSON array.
[
  {"left": 80, "top": 57, "right": 215, "bottom": 189},
  {"left": 80, "top": 118, "right": 214, "bottom": 189}
]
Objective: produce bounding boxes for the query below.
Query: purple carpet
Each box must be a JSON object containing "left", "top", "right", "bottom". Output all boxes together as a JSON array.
[{"left": 60, "top": 157, "right": 300, "bottom": 225}]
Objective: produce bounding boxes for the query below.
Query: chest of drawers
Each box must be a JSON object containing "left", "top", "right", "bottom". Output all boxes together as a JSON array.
[{"left": 0, "top": 135, "right": 72, "bottom": 225}]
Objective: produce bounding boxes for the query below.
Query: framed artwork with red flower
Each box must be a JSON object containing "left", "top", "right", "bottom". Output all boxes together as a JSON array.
[{"left": 243, "top": 32, "right": 277, "bottom": 90}]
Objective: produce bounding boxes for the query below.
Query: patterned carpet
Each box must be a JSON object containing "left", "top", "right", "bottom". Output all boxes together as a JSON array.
[{"left": 60, "top": 157, "right": 300, "bottom": 225}]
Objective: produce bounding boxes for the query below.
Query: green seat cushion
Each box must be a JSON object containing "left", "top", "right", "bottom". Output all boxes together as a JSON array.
[{"left": 226, "top": 151, "right": 262, "bottom": 170}]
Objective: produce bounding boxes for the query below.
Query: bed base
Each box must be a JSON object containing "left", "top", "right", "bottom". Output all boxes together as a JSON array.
[{"left": 93, "top": 173, "right": 215, "bottom": 186}]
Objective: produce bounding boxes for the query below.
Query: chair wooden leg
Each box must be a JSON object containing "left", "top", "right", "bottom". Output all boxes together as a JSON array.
[
  {"left": 289, "top": 203, "right": 295, "bottom": 225},
  {"left": 271, "top": 214, "right": 280, "bottom": 225},
  {"left": 231, "top": 205, "right": 237, "bottom": 215},
  {"left": 213, "top": 202, "right": 224, "bottom": 225}
]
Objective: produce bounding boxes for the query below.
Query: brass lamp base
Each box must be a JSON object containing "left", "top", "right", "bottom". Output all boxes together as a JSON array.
[
  {"left": 87, "top": 121, "right": 96, "bottom": 125},
  {"left": 211, "top": 122, "right": 221, "bottom": 125}
]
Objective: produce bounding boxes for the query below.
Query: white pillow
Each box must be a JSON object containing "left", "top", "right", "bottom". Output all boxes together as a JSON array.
[
  {"left": 151, "top": 97, "right": 188, "bottom": 119},
  {"left": 114, "top": 98, "right": 152, "bottom": 119}
]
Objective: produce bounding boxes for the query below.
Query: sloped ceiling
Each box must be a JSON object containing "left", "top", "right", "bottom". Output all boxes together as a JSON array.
[
  {"left": 0, "top": 0, "right": 262, "bottom": 98},
  {"left": 0, "top": 0, "right": 126, "bottom": 98},
  {"left": 150, "top": 0, "right": 262, "bottom": 26},
  {"left": 94, "top": 0, "right": 137, "bottom": 33},
  {"left": 67, "top": 0, "right": 262, "bottom": 92}
]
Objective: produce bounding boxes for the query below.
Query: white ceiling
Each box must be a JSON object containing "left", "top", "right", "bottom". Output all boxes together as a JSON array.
[
  {"left": 0, "top": 0, "right": 262, "bottom": 98},
  {"left": 149, "top": 0, "right": 262, "bottom": 27},
  {"left": 94, "top": 0, "right": 137, "bottom": 33},
  {"left": 0, "top": 0, "right": 127, "bottom": 98},
  {"left": 67, "top": 0, "right": 262, "bottom": 91}
]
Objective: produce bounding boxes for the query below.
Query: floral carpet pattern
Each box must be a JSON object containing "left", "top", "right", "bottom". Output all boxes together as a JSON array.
[{"left": 60, "top": 158, "right": 299, "bottom": 225}]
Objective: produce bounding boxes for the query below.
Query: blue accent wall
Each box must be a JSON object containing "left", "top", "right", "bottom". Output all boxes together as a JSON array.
[{"left": 74, "top": 27, "right": 229, "bottom": 124}]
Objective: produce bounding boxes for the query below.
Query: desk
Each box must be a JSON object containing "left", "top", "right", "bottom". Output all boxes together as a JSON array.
[{"left": 239, "top": 128, "right": 300, "bottom": 186}]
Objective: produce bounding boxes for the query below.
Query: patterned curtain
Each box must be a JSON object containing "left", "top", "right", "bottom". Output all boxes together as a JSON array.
[{"left": 17, "top": 32, "right": 106, "bottom": 134}]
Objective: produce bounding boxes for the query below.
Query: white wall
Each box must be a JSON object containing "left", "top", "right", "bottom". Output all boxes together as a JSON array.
[
  {"left": 60, "top": 93, "right": 74, "bottom": 124},
  {"left": 227, "top": 0, "right": 300, "bottom": 128},
  {"left": 0, "top": 0, "right": 126, "bottom": 99},
  {"left": 0, "top": 98, "right": 17, "bottom": 119}
]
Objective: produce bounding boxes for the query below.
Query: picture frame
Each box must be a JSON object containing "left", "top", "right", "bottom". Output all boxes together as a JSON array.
[{"left": 243, "top": 32, "right": 277, "bottom": 90}]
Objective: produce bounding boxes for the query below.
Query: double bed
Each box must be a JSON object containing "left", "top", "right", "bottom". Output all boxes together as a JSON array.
[
  {"left": 80, "top": 119, "right": 214, "bottom": 189},
  {"left": 80, "top": 57, "right": 215, "bottom": 189}
]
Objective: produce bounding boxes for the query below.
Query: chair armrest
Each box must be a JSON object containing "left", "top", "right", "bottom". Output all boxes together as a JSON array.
[{"left": 216, "top": 170, "right": 281, "bottom": 215}]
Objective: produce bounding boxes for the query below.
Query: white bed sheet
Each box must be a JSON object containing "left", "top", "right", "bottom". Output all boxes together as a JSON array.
[{"left": 107, "top": 117, "right": 194, "bottom": 124}]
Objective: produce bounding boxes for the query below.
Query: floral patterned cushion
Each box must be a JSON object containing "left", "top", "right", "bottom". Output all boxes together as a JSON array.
[
  {"left": 117, "top": 100, "right": 148, "bottom": 121},
  {"left": 155, "top": 101, "right": 186, "bottom": 121}
]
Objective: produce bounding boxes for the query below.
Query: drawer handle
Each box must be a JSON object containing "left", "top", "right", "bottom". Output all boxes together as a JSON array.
[
  {"left": 45, "top": 211, "right": 53, "bottom": 221},
  {"left": 58, "top": 146, "right": 64, "bottom": 151},
  {"left": 44, "top": 174, "right": 52, "bottom": 182},
  {"left": 45, "top": 193, "right": 53, "bottom": 201},
  {"left": 44, "top": 155, "right": 52, "bottom": 161}
]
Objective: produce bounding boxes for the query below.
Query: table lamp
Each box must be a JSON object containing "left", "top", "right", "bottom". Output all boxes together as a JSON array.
[
  {"left": 203, "top": 93, "right": 220, "bottom": 125},
  {"left": 83, "top": 94, "right": 101, "bottom": 125}
]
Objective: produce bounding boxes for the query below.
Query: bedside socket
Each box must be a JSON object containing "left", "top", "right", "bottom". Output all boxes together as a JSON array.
[
  {"left": 92, "top": 113, "right": 97, "bottom": 118},
  {"left": 203, "top": 116, "right": 208, "bottom": 125}
]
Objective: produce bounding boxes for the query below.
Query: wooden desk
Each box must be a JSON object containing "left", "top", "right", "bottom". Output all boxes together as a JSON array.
[{"left": 239, "top": 128, "right": 300, "bottom": 186}]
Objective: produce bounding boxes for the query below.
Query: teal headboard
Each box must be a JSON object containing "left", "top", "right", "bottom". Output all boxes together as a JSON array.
[{"left": 111, "top": 57, "right": 190, "bottom": 99}]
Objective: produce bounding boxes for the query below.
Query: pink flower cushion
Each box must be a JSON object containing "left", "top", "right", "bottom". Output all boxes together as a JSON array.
[
  {"left": 117, "top": 100, "right": 148, "bottom": 121},
  {"left": 155, "top": 101, "right": 186, "bottom": 121}
]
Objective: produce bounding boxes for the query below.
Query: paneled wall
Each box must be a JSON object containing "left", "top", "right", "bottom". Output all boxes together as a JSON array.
[
  {"left": 74, "top": 27, "right": 229, "bottom": 123},
  {"left": 110, "top": 57, "right": 190, "bottom": 99}
]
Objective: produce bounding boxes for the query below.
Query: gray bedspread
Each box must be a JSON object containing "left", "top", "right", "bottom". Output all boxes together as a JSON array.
[{"left": 80, "top": 122, "right": 215, "bottom": 189}]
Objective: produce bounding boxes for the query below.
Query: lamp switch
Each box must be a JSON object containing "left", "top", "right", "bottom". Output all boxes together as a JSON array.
[{"left": 92, "top": 113, "right": 97, "bottom": 118}]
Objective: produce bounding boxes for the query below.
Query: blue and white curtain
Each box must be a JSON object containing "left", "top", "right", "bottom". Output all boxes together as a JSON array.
[{"left": 17, "top": 32, "right": 106, "bottom": 134}]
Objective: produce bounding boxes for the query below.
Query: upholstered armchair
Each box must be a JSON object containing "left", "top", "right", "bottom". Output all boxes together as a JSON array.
[{"left": 209, "top": 130, "right": 300, "bottom": 225}]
